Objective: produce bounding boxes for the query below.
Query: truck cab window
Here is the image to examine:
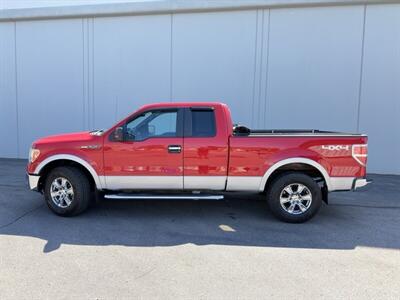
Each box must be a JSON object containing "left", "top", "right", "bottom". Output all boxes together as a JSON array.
[
  {"left": 126, "top": 110, "right": 177, "bottom": 141},
  {"left": 191, "top": 110, "right": 216, "bottom": 137}
]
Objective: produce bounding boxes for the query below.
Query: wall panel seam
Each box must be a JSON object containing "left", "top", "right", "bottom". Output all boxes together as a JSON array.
[
  {"left": 170, "top": 13, "right": 173, "bottom": 102},
  {"left": 82, "top": 18, "right": 86, "bottom": 131},
  {"left": 356, "top": 4, "right": 367, "bottom": 133},
  {"left": 88, "top": 18, "right": 96, "bottom": 129},
  {"left": 91, "top": 18, "right": 95, "bottom": 129},
  {"left": 257, "top": 9, "right": 265, "bottom": 128},
  {"left": 85, "top": 17, "right": 91, "bottom": 130},
  {"left": 264, "top": 9, "right": 271, "bottom": 128},
  {"left": 251, "top": 9, "right": 260, "bottom": 128},
  {"left": 13, "top": 22, "right": 20, "bottom": 157},
  {"left": 259, "top": 8, "right": 270, "bottom": 129}
]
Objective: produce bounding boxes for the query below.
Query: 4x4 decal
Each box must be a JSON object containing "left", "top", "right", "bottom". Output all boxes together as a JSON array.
[{"left": 322, "top": 145, "right": 350, "bottom": 151}]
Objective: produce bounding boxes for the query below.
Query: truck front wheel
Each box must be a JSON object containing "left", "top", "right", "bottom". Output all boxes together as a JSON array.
[
  {"left": 266, "top": 172, "right": 322, "bottom": 223},
  {"left": 44, "top": 166, "right": 91, "bottom": 216}
]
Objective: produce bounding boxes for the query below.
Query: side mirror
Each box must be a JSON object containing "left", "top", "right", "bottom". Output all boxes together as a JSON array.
[{"left": 113, "top": 127, "right": 124, "bottom": 142}]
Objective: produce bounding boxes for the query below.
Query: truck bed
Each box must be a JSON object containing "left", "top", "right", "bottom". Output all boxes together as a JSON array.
[{"left": 234, "top": 128, "right": 365, "bottom": 137}]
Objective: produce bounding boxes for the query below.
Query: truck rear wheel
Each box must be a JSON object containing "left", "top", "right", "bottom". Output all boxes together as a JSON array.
[
  {"left": 44, "top": 166, "right": 91, "bottom": 216},
  {"left": 266, "top": 172, "right": 322, "bottom": 223}
]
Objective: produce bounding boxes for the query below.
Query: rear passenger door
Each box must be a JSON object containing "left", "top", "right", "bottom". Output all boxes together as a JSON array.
[{"left": 183, "top": 107, "right": 229, "bottom": 190}]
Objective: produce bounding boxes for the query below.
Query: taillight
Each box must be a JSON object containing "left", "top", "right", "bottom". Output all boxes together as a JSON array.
[{"left": 352, "top": 144, "right": 368, "bottom": 166}]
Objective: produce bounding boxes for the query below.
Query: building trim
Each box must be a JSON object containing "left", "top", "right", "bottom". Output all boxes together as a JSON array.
[{"left": 0, "top": 0, "right": 398, "bottom": 22}]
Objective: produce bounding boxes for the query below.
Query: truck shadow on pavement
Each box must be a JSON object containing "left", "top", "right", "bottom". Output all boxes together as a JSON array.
[{"left": 1, "top": 159, "right": 399, "bottom": 253}]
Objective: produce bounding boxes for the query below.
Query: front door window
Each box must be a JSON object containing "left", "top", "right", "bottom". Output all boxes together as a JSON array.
[{"left": 126, "top": 110, "right": 178, "bottom": 141}]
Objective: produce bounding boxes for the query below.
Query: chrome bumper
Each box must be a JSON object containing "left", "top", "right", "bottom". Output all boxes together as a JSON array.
[{"left": 27, "top": 174, "right": 40, "bottom": 191}]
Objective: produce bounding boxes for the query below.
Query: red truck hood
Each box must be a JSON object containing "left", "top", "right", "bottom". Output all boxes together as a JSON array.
[{"left": 33, "top": 131, "right": 96, "bottom": 146}]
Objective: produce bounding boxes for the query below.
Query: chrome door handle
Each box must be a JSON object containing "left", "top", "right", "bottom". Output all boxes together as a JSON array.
[{"left": 168, "top": 145, "right": 181, "bottom": 153}]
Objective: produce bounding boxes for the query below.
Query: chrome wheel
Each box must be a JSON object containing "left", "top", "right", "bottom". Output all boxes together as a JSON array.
[
  {"left": 279, "top": 183, "right": 312, "bottom": 215},
  {"left": 50, "top": 177, "right": 74, "bottom": 208}
]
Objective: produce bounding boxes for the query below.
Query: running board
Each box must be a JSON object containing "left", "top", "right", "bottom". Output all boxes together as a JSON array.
[{"left": 104, "top": 194, "right": 224, "bottom": 200}]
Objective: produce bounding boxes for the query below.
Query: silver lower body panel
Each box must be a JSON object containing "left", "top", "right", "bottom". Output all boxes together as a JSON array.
[{"left": 104, "top": 194, "right": 224, "bottom": 200}]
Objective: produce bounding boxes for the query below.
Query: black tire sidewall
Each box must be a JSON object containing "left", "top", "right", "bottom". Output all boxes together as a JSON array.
[
  {"left": 267, "top": 172, "right": 322, "bottom": 223},
  {"left": 44, "top": 167, "right": 90, "bottom": 216}
]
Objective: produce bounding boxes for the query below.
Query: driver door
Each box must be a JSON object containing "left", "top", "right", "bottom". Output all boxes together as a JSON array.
[{"left": 103, "top": 108, "right": 184, "bottom": 190}]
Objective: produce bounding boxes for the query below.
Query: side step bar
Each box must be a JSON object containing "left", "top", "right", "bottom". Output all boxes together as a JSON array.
[{"left": 104, "top": 194, "right": 224, "bottom": 200}]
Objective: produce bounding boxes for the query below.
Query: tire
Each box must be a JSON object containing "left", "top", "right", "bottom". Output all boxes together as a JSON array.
[
  {"left": 44, "top": 166, "right": 92, "bottom": 216},
  {"left": 266, "top": 172, "right": 322, "bottom": 223},
  {"left": 92, "top": 190, "right": 105, "bottom": 206}
]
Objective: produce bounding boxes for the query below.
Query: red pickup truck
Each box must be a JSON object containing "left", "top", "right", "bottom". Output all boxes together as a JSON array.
[{"left": 27, "top": 102, "right": 369, "bottom": 222}]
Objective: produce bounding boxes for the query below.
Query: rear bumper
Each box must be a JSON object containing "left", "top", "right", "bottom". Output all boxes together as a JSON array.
[
  {"left": 27, "top": 173, "right": 40, "bottom": 191},
  {"left": 352, "top": 178, "right": 372, "bottom": 190},
  {"left": 329, "top": 177, "right": 371, "bottom": 191}
]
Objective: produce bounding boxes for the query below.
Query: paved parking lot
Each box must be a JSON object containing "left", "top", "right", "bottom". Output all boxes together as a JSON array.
[{"left": 0, "top": 158, "right": 399, "bottom": 299}]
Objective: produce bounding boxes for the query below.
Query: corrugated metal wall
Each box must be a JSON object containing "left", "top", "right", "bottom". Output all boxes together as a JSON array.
[{"left": 0, "top": 4, "right": 399, "bottom": 174}]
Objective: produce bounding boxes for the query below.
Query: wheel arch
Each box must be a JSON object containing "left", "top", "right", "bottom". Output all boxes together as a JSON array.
[
  {"left": 259, "top": 158, "right": 331, "bottom": 192},
  {"left": 35, "top": 154, "right": 103, "bottom": 191}
]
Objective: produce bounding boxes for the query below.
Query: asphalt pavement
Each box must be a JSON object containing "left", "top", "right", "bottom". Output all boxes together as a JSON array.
[{"left": 0, "top": 158, "right": 399, "bottom": 299}]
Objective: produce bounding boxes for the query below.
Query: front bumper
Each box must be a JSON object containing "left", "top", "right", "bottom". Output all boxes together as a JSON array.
[{"left": 27, "top": 173, "right": 40, "bottom": 191}]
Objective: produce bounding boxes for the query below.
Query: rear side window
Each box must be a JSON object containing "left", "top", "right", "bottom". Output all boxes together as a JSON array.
[{"left": 191, "top": 110, "right": 216, "bottom": 137}]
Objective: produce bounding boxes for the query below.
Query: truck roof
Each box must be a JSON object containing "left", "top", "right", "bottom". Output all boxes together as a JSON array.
[{"left": 138, "top": 102, "right": 225, "bottom": 111}]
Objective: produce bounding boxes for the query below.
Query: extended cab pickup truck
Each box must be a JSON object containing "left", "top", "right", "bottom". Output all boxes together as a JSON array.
[{"left": 27, "top": 102, "right": 369, "bottom": 222}]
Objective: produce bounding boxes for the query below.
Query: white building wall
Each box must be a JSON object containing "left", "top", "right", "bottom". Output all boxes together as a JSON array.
[
  {"left": 172, "top": 10, "right": 259, "bottom": 127},
  {"left": 266, "top": 6, "right": 364, "bottom": 132},
  {"left": 93, "top": 15, "right": 172, "bottom": 129},
  {"left": 15, "top": 19, "right": 86, "bottom": 157},
  {"left": 0, "top": 22, "right": 18, "bottom": 157},
  {"left": 358, "top": 4, "right": 400, "bottom": 174},
  {"left": 0, "top": 2, "right": 399, "bottom": 174}
]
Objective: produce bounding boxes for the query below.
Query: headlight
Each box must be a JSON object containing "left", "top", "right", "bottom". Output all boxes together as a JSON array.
[{"left": 29, "top": 147, "right": 40, "bottom": 163}]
